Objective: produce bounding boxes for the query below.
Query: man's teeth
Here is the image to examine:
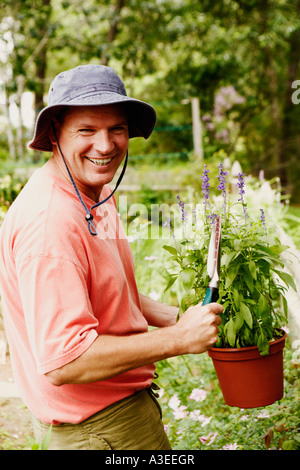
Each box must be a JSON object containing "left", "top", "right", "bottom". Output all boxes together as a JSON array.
[{"left": 87, "top": 157, "right": 112, "bottom": 166}]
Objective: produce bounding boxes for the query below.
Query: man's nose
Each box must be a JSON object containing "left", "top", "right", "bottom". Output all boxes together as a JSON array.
[{"left": 93, "top": 130, "right": 114, "bottom": 154}]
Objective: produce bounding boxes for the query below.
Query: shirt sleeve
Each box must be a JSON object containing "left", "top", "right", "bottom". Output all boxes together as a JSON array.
[{"left": 15, "top": 254, "right": 98, "bottom": 374}]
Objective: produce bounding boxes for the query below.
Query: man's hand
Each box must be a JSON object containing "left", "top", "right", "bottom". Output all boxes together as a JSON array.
[{"left": 174, "top": 302, "right": 223, "bottom": 355}]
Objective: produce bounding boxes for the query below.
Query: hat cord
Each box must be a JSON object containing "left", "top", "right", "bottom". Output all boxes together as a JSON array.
[{"left": 51, "top": 123, "right": 128, "bottom": 236}]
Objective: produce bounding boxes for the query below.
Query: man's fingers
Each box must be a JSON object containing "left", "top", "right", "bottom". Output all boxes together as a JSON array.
[{"left": 197, "top": 302, "right": 224, "bottom": 316}]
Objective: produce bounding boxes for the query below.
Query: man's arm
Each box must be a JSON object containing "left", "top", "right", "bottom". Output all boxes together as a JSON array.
[
  {"left": 139, "top": 293, "right": 178, "bottom": 327},
  {"left": 45, "top": 302, "right": 223, "bottom": 386}
]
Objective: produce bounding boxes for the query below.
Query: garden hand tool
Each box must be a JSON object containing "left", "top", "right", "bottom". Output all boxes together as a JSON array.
[{"left": 202, "top": 215, "right": 221, "bottom": 305}]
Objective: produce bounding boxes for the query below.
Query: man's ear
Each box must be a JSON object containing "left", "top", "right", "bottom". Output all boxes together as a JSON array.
[{"left": 49, "top": 119, "right": 60, "bottom": 146}]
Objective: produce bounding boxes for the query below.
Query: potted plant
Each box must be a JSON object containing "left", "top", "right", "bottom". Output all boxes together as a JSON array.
[{"left": 162, "top": 162, "right": 296, "bottom": 408}]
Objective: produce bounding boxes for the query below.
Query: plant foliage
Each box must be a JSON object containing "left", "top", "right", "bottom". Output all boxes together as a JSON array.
[{"left": 163, "top": 164, "right": 296, "bottom": 354}]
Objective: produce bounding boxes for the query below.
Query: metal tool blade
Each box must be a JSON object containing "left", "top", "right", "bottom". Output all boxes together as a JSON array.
[{"left": 202, "top": 215, "right": 221, "bottom": 305}]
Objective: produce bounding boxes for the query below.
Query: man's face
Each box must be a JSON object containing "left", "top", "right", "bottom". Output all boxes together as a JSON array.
[{"left": 53, "top": 104, "right": 129, "bottom": 201}]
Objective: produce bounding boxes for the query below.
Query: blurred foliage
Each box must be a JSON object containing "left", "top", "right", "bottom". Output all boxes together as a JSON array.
[{"left": 1, "top": 0, "right": 300, "bottom": 200}]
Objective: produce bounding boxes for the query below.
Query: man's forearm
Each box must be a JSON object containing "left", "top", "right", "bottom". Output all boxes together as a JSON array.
[
  {"left": 45, "top": 302, "right": 223, "bottom": 387},
  {"left": 139, "top": 293, "right": 178, "bottom": 327},
  {"left": 45, "top": 323, "right": 182, "bottom": 386}
]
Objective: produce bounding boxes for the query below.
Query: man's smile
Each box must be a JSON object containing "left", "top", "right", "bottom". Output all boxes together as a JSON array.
[{"left": 85, "top": 156, "right": 114, "bottom": 166}]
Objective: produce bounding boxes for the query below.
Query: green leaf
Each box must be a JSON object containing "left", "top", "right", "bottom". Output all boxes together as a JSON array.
[
  {"left": 257, "top": 333, "right": 270, "bottom": 356},
  {"left": 255, "top": 245, "right": 285, "bottom": 265},
  {"left": 164, "top": 275, "right": 178, "bottom": 292},
  {"left": 234, "top": 310, "right": 244, "bottom": 331},
  {"left": 273, "top": 269, "right": 297, "bottom": 291},
  {"left": 225, "top": 264, "right": 239, "bottom": 288},
  {"left": 281, "top": 440, "right": 294, "bottom": 450},
  {"left": 281, "top": 294, "right": 288, "bottom": 318},
  {"left": 223, "top": 318, "right": 236, "bottom": 348},
  {"left": 258, "top": 294, "right": 269, "bottom": 314},
  {"left": 181, "top": 268, "right": 196, "bottom": 291},
  {"left": 162, "top": 245, "right": 178, "bottom": 256},
  {"left": 240, "top": 302, "right": 253, "bottom": 328},
  {"left": 227, "top": 317, "right": 236, "bottom": 347},
  {"left": 249, "top": 260, "right": 257, "bottom": 280},
  {"left": 233, "top": 288, "right": 241, "bottom": 309},
  {"left": 221, "top": 251, "right": 237, "bottom": 267},
  {"left": 270, "top": 244, "right": 290, "bottom": 255},
  {"left": 234, "top": 239, "right": 242, "bottom": 251},
  {"left": 41, "top": 424, "right": 52, "bottom": 450},
  {"left": 244, "top": 271, "right": 254, "bottom": 293}
]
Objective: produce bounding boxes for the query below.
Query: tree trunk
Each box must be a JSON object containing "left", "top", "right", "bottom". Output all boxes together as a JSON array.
[
  {"left": 101, "top": 0, "right": 125, "bottom": 66},
  {"left": 15, "top": 75, "right": 25, "bottom": 159},
  {"left": 33, "top": 0, "right": 52, "bottom": 121},
  {"left": 3, "top": 84, "right": 16, "bottom": 160}
]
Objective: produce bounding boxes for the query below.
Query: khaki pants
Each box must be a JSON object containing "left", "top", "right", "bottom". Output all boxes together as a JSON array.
[{"left": 31, "top": 388, "right": 172, "bottom": 450}]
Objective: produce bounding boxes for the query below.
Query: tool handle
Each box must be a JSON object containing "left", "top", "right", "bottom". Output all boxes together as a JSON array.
[{"left": 202, "top": 287, "right": 219, "bottom": 305}]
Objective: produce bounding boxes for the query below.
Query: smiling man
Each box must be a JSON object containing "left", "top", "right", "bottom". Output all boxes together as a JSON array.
[
  {"left": 50, "top": 105, "right": 129, "bottom": 202},
  {"left": 0, "top": 65, "right": 222, "bottom": 450}
]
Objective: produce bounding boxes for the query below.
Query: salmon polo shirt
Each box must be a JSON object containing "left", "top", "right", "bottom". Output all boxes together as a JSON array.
[{"left": 0, "top": 165, "right": 155, "bottom": 424}]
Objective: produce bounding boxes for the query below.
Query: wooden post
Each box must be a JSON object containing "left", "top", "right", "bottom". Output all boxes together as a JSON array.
[{"left": 191, "top": 97, "right": 203, "bottom": 161}]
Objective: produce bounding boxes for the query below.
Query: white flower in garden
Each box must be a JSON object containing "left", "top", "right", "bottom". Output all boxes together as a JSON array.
[
  {"left": 256, "top": 411, "right": 270, "bottom": 419},
  {"left": 199, "top": 431, "right": 218, "bottom": 445},
  {"left": 222, "top": 443, "right": 239, "bottom": 450},
  {"left": 240, "top": 415, "right": 248, "bottom": 421},
  {"left": 189, "top": 410, "right": 201, "bottom": 421},
  {"left": 144, "top": 256, "right": 158, "bottom": 261},
  {"left": 172, "top": 406, "right": 188, "bottom": 420},
  {"left": 168, "top": 394, "right": 181, "bottom": 410},
  {"left": 199, "top": 415, "right": 212, "bottom": 426},
  {"left": 189, "top": 388, "right": 207, "bottom": 402},
  {"left": 168, "top": 394, "right": 188, "bottom": 420},
  {"left": 189, "top": 410, "right": 212, "bottom": 426}
]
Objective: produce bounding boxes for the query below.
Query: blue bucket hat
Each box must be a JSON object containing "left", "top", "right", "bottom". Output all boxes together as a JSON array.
[{"left": 29, "top": 64, "right": 156, "bottom": 152}]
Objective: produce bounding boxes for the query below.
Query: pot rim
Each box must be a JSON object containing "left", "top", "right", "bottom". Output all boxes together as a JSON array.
[{"left": 209, "top": 329, "right": 287, "bottom": 354}]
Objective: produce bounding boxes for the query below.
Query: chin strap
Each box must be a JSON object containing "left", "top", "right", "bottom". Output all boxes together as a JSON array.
[{"left": 51, "top": 123, "right": 128, "bottom": 236}]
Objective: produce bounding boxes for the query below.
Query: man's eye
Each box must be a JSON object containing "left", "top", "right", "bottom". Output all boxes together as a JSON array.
[
  {"left": 79, "top": 129, "right": 94, "bottom": 134},
  {"left": 112, "top": 126, "right": 127, "bottom": 133}
]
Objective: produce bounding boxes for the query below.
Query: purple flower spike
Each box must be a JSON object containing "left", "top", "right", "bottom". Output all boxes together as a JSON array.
[
  {"left": 177, "top": 194, "right": 186, "bottom": 223},
  {"left": 201, "top": 165, "right": 210, "bottom": 215},
  {"left": 217, "top": 162, "right": 228, "bottom": 217},
  {"left": 207, "top": 213, "right": 218, "bottom": 225},
  {"left": 217, "top": 162, "right": 228, "bottom": 194},
  {"left": 163, "top": 218, "right": 176, "bottom": 240},
  {"left": 260, "top": 209, "right": 267, "bottom": 234},
  {"left": 237, "top": 172, "right": 249, "bottom": 222},
  {"left": 237, "top": 172, "right": 245, "bottom": 196},
  {"left": 201, "top": 165, "right": 210, "bottom": 199}
]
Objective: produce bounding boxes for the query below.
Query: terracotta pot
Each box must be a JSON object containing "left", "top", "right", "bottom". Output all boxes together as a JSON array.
[{"left": 207, "top": 331, "right": 287, "bottom": 408}]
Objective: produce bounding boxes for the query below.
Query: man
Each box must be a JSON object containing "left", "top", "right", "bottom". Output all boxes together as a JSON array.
[{"left": 0, "top": 65, "right": 222, "bottom": 450}]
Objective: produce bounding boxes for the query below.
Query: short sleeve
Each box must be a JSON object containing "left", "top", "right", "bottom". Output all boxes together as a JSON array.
[{"left": 16, "top": 254, "right": 98, "bottom": 374}]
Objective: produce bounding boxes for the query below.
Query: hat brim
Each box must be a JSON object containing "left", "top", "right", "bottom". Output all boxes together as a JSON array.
[{"left": 28, "top": 92, "right": 156, "bottom": 152}]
